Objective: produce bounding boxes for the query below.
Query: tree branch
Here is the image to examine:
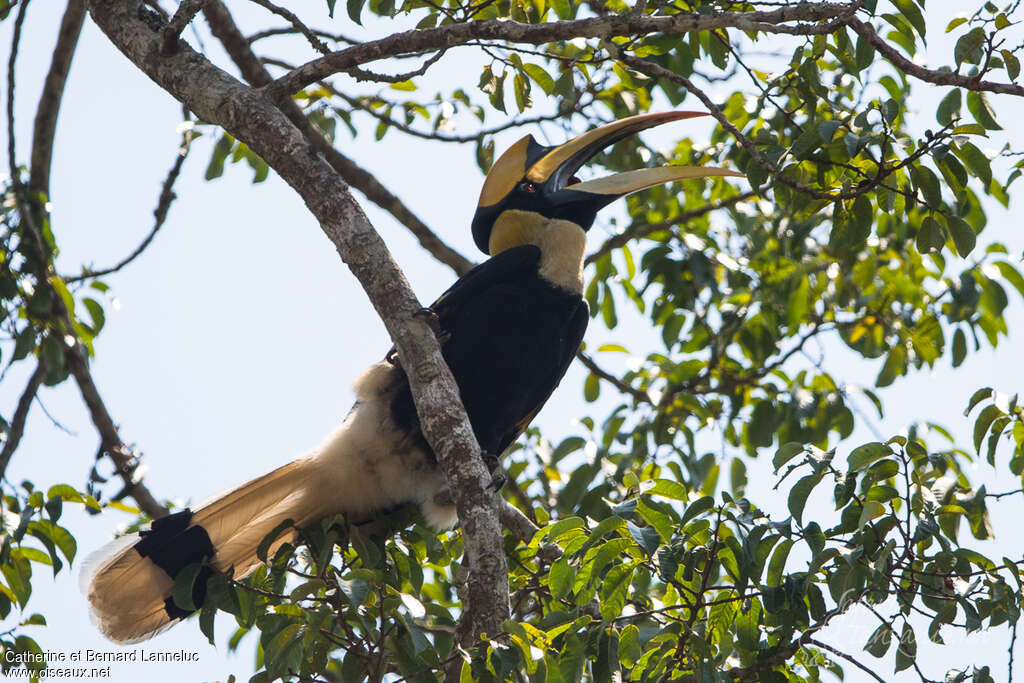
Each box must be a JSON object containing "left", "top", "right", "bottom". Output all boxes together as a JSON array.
[
  {"left": 263, "top": 3, "right": 858, "bottom": 99},
  {"left": 848, "top": 17, "right": 1024, "bottom": 97},
  {"left": 246, "top": 0, "right": 330, "bottom": 55},
  {"left": 804, "top": 638, "right": 887, "bottom": 683},
  {"left": 161, "top": 0, "right": 208, "bottom": 54},
  {"left": 204, "top": 0, "right": 475, "bottom": 276},
  {"left": 29, "top": 0, "right": 86, "bottom": 199},
  {"left": 576, "top": 350, "right": 651, "bottom": 404},
  {"left": 89, "top": 0, "right": 507, "bottom": 640},
  {"left": 0, "top": 363, "right": 46, "bottom": 480}
]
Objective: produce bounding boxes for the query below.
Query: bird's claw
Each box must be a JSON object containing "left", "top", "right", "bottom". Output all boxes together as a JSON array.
[
  {"left": 482, "top": 451, "right": 506, "bottom": 492},
  {"left": 413, "top": 307, "right": 442, "bottom": 338}
]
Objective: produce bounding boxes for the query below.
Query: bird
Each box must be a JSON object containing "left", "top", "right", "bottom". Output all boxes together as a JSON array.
[{"left": 82, "top": 111, "right": 741, "bottom": 643}]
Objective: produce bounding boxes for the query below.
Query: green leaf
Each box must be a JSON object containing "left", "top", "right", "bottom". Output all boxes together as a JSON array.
[
  {"left": 599, "top": 562, "right": 635, "bottom": 619},
  {"left": 790, "top": 127, "right": 820, "bottom": 159},
  {"left": 973, "top": 404, "right": 1002, "bottom": 453},
  {"left": 583, "top": 373, "right": 600, "bottom": 402},
  {"left": 787, "top": 475, "right": 820, "bottom": 525},
  {"left": 916, "top": 215, "right": 946, "bottom": 254},
  {"left": 736, "top": 599, "right": 761, "bottom": 653},
  {"left": 82, "top": 298, "right": 106, "bottom": 333},
  {"left": 894, "top": 623, "right": 917, "bottom": 672},
  {"left": 865, "top": 623, "right": 892, "bottom": 657},
  {"left": 994, "top": 261, "right": 1024, "bottom": 299},
  {"left": 680, "top": 495, "right": 714, "bottom": 526},
  {"left": 857, "top": 500, "right": 885, "bottom": 529},
  {"left": 1001, "top": 49, "right": 1021, "bottom": 79},
  {"left": 326, "top": 0, "right": 337, "bottom": 16},
  {"left": 847, "top": 442, "right": 891, "bottom": 471},
  {"left": 967, "top": 91, "right": 1002, "bottom": 130},
  {"left": 946, "top": 215, "right": 977, "bottom": 257},
  {"left": 855, "top": 35, "right": 875, "bottom": 72},
  {"left": 618, "top": 624, "right": 642, "bottom": 667},
  {"left": 954, "top": 27, "right": 986, "bottom": 65},
  {"left": 522, "top": 64, "right": 555, "bottom": 95},
  {"left": 965, "top": 387, "right": 993, "bottom": 415},
  {"left": 548, "top": 558, "right": 572, "bottom": 599},
  {"left": 766, "top": 539, "right": 794, "bottom": 586},
  {"left": 911, "top": 165, "right": 942, "bottom": 207},
  {"left": 946, "top": 17, "right": 968, "bottom": 32},
  {"left": 818, "top": 120, "right": 842, "bottom": 142},
  {"left": 347, "top": 0, "right": 366, "bottom": 23},
  {"left": 892, "top": 0, "right": 926, "bottom": 39},
  {"left": 256, "top": 517, "right": 295, "bottom": 563},
  {"left": 958, "top": 141, "right": 993, "bottom": 186},
  {"left": 936, "top": 89, "right": 961, "bottom": 126},
  {"left": 952, "top": 327, "right": 967, "bottom": 367},
  {"left": 773, "top": 442, "right": 804, "bottom": 470},
  {"left": 171, "top": 563, "right": 204, "bottom": 613}
]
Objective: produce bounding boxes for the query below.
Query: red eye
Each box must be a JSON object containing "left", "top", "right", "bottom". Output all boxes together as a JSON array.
[
  {"left": 521, "top": 181, "right": 537, "bottom": 193},
  {"left": 568, "top": 175, "right": 581, "bottom": 186}
]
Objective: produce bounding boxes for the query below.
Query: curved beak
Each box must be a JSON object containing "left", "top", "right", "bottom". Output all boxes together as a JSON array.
[{"left": 528, "top": 111, "right": 743, "bottom": 222}]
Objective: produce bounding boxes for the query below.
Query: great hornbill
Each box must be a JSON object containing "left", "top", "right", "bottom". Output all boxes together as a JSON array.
[{"left": 83, "top": 111, "right": 739, "bottom": 643}]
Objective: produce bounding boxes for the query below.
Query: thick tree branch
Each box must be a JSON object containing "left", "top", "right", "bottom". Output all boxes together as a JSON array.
[
  {"left": 89, "top": 0, "right": 508, "bottom": 640},
  {"left": 29, "top": 0, "right": 86, "bottom": 198},
  {"left": 203, "top": 0, "right": 475, "bottom": 276},
  {"left": 264, "top": 3, "right": 858, "bottom": 99},
  {"left": 0, "top": 363, "right": 46, "bottom": 480}
]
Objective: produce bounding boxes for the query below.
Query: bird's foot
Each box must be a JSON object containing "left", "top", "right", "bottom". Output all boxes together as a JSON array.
[
  {"left": 413, "top": 307, "right": 442, "bottom": 338},
  {"left": 482, "top": 451, "right": 506, "bottom": 492}
]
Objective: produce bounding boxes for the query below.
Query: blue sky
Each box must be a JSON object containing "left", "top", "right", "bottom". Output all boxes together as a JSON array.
[{"left": 2, "top": 2, "right": 1024, "bottom": 681}]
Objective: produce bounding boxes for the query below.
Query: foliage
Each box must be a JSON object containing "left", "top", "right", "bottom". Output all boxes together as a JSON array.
[{"left": 4, "top": 0, "right": 1024, "bottom": 681}]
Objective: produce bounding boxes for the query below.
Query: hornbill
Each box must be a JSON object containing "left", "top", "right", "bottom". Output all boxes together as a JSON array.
[{"left": 83, "top": 111, "right": 740, "bottom": 643}]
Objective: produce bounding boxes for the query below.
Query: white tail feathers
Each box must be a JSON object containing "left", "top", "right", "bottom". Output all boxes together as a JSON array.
[{"left": 83, "top": 458, "right": 325, "bottom": 644}]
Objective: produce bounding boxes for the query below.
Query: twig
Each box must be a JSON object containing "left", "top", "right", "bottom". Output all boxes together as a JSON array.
[
  {"left": 65, "top": 110, "right": 195, "bottom": 283},
  {"left": 1011, "top": 620, "right": 1018, "bottom": 683},
  {"left": 246, "top": 0, "right": 331, "bottom": 55},
  {"left": 576, "top": 349, "right": 651, "bottom": 404},
  {"left": 29, "top": 0, "right": 86, "bottom": 198},
  {"left": 805, "top": 637, "right": 887, "bottom": 683},
  {"left": 347, "top": 49, "right": 447, "bottom": 84},
  {"left": 247, "top": 26, "right": 357, "bottom": 46},
  {"left": 162, "top": 0, "right": 209, "bottom": 54},
  {"left": 0, "top": 364, "right": 46, "bottom": 480},
  {"left": 34, "top": 394, "right": 77, "bottom": 436},
  {"left": 7, "top": 0, "right": 31, "bottom": 185}
]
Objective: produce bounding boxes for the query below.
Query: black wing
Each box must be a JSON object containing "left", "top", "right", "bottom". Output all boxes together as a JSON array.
[
  {"left": 389, "top": 243, "right": 587, "bottom": 458},
  {"left": 429, "top": 245, "right": 542, "bottom": 323}
]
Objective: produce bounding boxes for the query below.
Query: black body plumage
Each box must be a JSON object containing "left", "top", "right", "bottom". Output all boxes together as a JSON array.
[{"left": 390, "top": 245, "right": 590, "bottom": 457}]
